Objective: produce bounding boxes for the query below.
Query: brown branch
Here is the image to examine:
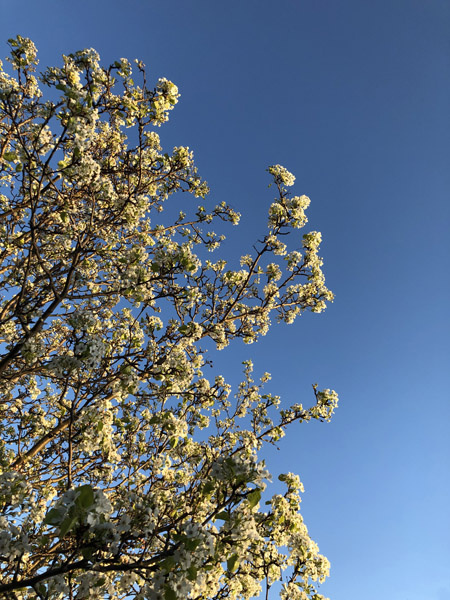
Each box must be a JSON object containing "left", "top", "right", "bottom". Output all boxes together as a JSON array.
[
  {"left": 0, "top": 559, "right": 90, "bottom": 593},
  {"left": 10, "top": 389, "right": 116, "bottom": 470},
  {"left": 0, "top": 246, "right": 81, "bottom": 377}
]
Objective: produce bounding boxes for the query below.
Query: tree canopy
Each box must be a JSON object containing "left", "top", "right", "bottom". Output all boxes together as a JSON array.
[{"left": 0, "top": 36, "right": 338, "bottom": 600}]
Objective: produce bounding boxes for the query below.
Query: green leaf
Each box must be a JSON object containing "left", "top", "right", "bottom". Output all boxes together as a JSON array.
[
  {"left": 214, "top": 511, "right": 229, "bottom": 521},
  {"left": 247, "top": 488, "right": 261, "bottom": 509},
  {"left": 227, "top": 553, "right": 239, "bottom": 572},
  {"left": 75, "top": 484, "right": 95, "bottom": 509},
  {"left": 187, "top": 565, "right": 198, "bottom": 581},
  {"left": 44, "top": 507, "right": 65, "bottom": 526},
  {"left": 161, "top": 556, "right": 175, "bottom": 572},
  {"left": 81, "top": 546, "right": 94, "bottom": 560},
  {"left": 201, "top": 481, "right": 214, "bottom": 496},
  {"left": 164, "top": 587, "right": 177, "bottom": 600},
  {"left": 94, "top": 577, "right": 106, "bottom": 588},
  {"left": 35, "top": 583, "right": 47, "bottom": 595},
  {"left": 59, "top": 514, "right": 78, "bottom": 537},
  {"left": 184, "top": 538, "right": 200, "bottom": 551}
]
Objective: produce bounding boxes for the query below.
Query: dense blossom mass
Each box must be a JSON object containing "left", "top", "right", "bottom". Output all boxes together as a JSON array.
[{"left": 0, "top": 36, "right": 338, "bottom": 599}]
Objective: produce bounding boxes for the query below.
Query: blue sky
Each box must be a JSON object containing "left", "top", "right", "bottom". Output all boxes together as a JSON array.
[{"left": 1, "top": 1, "right": 449, "bottom": 598}]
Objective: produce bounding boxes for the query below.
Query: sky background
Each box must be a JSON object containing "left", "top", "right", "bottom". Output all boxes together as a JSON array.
[{"left": 1, "top": 1, "right": 449, "bottom": 599}]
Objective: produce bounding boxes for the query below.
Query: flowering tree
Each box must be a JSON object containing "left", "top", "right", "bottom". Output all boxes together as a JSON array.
[{"left": 0, "top": 36, "right": 338, "bottom": 600}]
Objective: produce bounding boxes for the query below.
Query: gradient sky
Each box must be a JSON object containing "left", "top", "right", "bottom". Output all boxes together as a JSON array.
[{"left": 1, "top": 1, "right": 449, "bottom": 599}]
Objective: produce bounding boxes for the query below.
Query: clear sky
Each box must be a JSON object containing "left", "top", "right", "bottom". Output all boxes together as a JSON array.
[{"left": 1, "top": 1, "right": 449, "bottom": 598}]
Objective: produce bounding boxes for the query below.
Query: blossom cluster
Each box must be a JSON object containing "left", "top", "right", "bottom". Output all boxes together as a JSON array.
[{"left": 268, "top": 164, "right": 296, "bottom": 187}]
